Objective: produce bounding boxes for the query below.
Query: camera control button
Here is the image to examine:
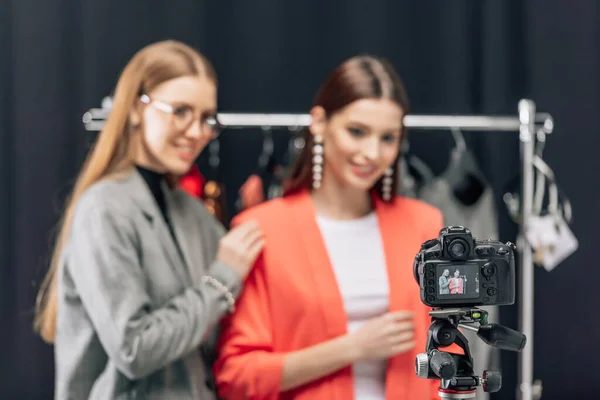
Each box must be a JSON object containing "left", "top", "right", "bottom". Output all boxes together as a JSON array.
[
  {"left": 482, "top": 262, "right": 497, "bottom": 278},
  {"left": 497, "top": 248, "right": 508, "bottom": 255},
  {"left": 421, "top": 239, "right": 438, "bottom": 249},
  {"left": 486, "top": 247, "right": 495, "bottom": 255},
  {"left": 487, "top": 288, "right": 498, "bottom": 296}
]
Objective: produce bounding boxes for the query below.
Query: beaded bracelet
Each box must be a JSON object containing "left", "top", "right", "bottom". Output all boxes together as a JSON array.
[{"left": 201, "top": 275, "right": 236, "bottom": 313}]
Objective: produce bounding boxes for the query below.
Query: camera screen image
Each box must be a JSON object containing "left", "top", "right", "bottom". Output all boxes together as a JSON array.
[{"left": 436, "top": 264, "right": 480, "bottom": 299}]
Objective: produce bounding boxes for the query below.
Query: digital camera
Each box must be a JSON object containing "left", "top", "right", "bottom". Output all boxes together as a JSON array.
[{"left": 413, "top": 226, "right": 516, "bottom": 308}]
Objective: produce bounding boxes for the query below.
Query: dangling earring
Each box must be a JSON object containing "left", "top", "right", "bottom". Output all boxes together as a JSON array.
[
  {"left": 381, "top": 167, "right": 393, "bottom": 201},
  {"left": 312, "top": 134, "right": 324, "bottom": 189}
]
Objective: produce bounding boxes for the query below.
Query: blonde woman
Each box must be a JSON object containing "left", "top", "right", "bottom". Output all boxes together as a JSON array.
[{"left": 34, "top": 40, "right": 264, "bottom": 400}]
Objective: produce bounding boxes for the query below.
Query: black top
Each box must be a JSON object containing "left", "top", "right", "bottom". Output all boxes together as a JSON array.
[
  {"left": 136, "top": 165, "right": 185, "bottom": 262},
  {"left": 136, "top": 165, "right": 169, "bottom": 222}
]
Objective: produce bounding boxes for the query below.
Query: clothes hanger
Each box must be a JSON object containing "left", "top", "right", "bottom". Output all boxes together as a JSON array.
[
  {"left": 203, "top": 138, "right": 229, "bottom": 225},
  {"left": 267, "top": 131, "right": 304, "bottom": 200},
  {"left": 533, "top": 128, "right": 550, "bottom": 216},
  {"left": 256, "top": 127, "right": 276, "bottom": 182},
  {"left": 502, "top": 155, "right": 572, "bottom": 225},
  {"left": 440, "top": 127, "right": 487, "bottom": 206},
  {"left": 502, "top": 127, "right": 572, "bottom": 225},
  {"left": 407, "top": 156, "right": 435, "bottom": 185},
  {"left": 398, "top": 138, "right": 435, "bottom": 197},
  {"left": 523, "top": 155, "right": 576, "bottom": 269},
  {"left": 531, "top": 156, "right": 572, "bottom": 222},
  {"left": 236, "top": 127, "right": 277, "bottom": 211}
]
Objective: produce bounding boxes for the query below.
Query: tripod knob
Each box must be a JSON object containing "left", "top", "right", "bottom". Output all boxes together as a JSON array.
[
  {"left": 430, "top": 350, "right": 457, "bottom": 380},
  {"left": 482, "top": 370, "right": 502, "bottom": 393},
  {"left": 415, "top": 353, "right": 429, "bottom": 378}
]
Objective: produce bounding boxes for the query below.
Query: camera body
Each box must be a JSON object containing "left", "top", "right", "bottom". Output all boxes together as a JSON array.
[{"left": 414, "top": 226, "right": 516, "bottom": 308}]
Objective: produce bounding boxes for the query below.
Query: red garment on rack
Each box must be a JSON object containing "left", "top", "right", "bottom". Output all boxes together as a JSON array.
[
  {"left": 239, "top": 174, "right": 265, "bottom": 209},
  {"left": 179, "top": 164, "right": 205, "bottom": 199}
]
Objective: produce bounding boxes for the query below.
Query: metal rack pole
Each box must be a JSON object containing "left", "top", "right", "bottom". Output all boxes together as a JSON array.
[
  {"left": 518, "top": 100, "right": 537, "bottom": 400},
  {"left": 82, "top": 108, "right": 553, "bottom": 133}
]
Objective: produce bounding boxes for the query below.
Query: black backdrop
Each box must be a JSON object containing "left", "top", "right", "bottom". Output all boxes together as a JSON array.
[{"left": 1, "top": 1, "right": 598, "bottom": 398}]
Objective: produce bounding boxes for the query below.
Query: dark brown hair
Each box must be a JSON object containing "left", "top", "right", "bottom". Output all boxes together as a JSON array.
[{"left": 283, "top": 55, "right": 410, "bottom": 200}]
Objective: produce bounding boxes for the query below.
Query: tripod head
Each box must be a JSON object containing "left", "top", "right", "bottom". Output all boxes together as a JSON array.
[{"left": 415, "top": 308, "right": 527, "bottom": 399}]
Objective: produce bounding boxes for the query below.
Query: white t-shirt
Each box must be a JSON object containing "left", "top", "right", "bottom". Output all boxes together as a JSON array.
[{"left": 316, "top": 211, "right": 389, "bottom": 400}]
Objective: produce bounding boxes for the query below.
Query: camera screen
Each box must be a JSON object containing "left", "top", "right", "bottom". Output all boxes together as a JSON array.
[{"left": 436, "top": 264, "right": 480, "bottom": 299}]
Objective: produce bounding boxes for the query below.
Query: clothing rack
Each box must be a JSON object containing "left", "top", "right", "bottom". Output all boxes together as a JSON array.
[{"left": 82, "top": 98, "right": 553, "bottom": 400}]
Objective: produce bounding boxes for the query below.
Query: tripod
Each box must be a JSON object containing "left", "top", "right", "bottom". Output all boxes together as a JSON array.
[{"left": 415, "top": 308, "right": 527, "bottom": 399}]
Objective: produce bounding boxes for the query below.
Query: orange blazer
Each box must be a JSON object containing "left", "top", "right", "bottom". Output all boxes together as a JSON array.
[
  {"left": 214, "top": 190, "right": 448, "bottom": 400},
  {"left": 449, "top": 278, "right": 464, "bottom": 294}
]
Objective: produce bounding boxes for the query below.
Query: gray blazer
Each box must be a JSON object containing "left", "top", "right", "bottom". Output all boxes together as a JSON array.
[{"left": 54, "top": 168, "right": 241, "bottom": 400}]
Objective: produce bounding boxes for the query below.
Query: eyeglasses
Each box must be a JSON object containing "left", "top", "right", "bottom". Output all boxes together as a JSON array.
[{"left": 140, "top": 94, "right": 221, "bottom": 138}]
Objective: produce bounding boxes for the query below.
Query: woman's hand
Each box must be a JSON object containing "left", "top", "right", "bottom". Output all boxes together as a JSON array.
[
  {"left": 216, "top": 220, "right": 264, "bottom": 279},
  {"left": 348, "top": 311, "right": 416, "bottom": 361}
]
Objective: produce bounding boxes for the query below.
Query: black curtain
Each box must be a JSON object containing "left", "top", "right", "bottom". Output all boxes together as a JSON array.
[
  {"left": 526, "top": 0, "right": 600, "bottom": 397},
  {"left": 1, "top": 0, "right": 597, "bottom": 398}
]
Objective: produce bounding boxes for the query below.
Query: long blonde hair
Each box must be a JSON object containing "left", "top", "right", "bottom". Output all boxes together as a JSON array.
[{"left": 34, "top": 40, "right": 217, "bottom": 344}]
